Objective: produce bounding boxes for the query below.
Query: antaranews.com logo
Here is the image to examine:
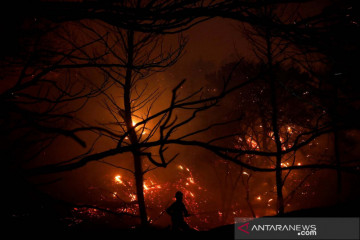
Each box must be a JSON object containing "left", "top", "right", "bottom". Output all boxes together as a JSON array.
[
  {"left": 235, "top": 217, "right": 359, "bottom": 239},
  {"left": 238, "top": 222, "right": 317, "bottom": 236}
]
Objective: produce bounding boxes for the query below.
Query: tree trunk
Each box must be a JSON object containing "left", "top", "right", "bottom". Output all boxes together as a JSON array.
[
  {"left": 332, "top": 84, "right": 342, "bottom": 196},
  {"left": 245, "top": 178, "right": 256, "bottom": 218},
  {"left": 133, "top": 150, "right": 148, "bottom": 225},
  {"left": 275, "top": 154, "right": 284, "bottom": 215},
  {"left": 265, "top": 29, "right": 284, "bottom": 215},
  {"left": 123, "top": 30, "right": 148, "bottom": 226}
]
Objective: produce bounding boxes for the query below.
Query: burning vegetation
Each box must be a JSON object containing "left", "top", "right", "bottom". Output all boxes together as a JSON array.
[{"left": 2, "top": 0, "right": 360, "bottom": 234}]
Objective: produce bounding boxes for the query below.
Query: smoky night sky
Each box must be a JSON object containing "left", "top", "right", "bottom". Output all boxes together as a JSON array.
[{"left": 1, "top": 0, "right": 360, "bottom": 235}]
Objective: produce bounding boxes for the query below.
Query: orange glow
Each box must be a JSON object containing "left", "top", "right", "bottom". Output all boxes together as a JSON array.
[
  {"left": 187, "top": 177, "right": 195, "bottom": 184},
  {"left": 114, "top": 175, "right": 123, "bottom": 184},
  {"left": 129, "top": 193, "right": 136, "bottom": 202},
  {"left": 246, "top": 137, "right": 259, "bottom": 149},
  {"left": 107, "top": 165, "right": 210, "bottom": 229},
  {"left": 287, "top": 126, "right": 293, "bottom": 134}
]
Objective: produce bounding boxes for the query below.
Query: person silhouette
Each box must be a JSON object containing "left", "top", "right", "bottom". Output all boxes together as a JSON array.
[{"left": 166, "top": 191, "right": 191, "bottom": 231}]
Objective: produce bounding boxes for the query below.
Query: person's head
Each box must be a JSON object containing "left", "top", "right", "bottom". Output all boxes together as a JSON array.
[{"left": 175, "top": 191, "right": 183, "bottom": 201}]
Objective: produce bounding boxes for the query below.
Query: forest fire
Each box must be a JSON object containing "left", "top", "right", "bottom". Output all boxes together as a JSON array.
[
  {"left": 70, "top": 164, "right": 227, "bottom": 229},
  {"left": 3, "top": 0, "right": 360, "bottom": 235},
  {"left": 71, "top": 151, "right": 316, "bottom": 230},
  {"left": 246, "top": 138, "right": 259, "bottom": 149},
  {"left": 114, "top": 175, "right": 124, "bottom": 185},
  {"left": 69, "top": 118, "right": 351, "bottom": 230}
]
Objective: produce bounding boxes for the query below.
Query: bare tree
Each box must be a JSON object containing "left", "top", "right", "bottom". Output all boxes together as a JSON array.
[
  {"left": 236, "top": 2, "right": 360, "bottom": 214},
  {"left": 278, "top": 0, "right": 360, "bottom": 198},
  {"left": 15, "top": 0, "right": 360, "bottom": 226},
  {"left": 0, "top": 20, "right": 114, "bottom": 169},
  {"left": 7, "top": 0, "right": 313, "bottom": 35},
  {"left": 238, "top": 5, "right": 321, "bottom": 214}
]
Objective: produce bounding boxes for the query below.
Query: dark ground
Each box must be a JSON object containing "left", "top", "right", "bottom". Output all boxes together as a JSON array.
[
  {"left": 5, "top": 177, "right": 360, "bottom": 238},
  {"left": 5, "top": 195, "right": 360, "bottom": 239}
]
